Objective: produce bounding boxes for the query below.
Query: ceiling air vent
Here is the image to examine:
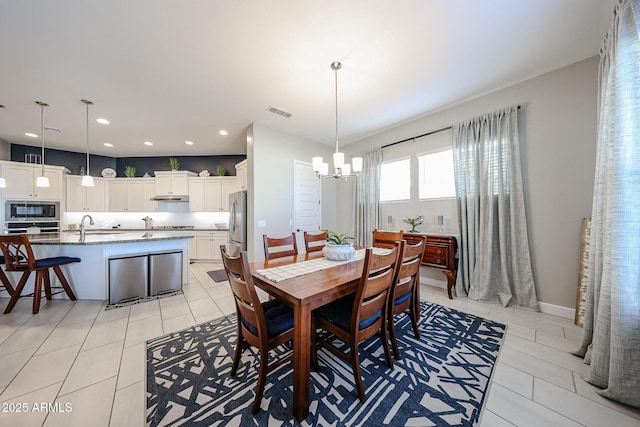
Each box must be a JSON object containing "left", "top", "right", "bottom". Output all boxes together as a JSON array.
[{"left": 267, "top": 106, "right": 293, "bottom": 118}]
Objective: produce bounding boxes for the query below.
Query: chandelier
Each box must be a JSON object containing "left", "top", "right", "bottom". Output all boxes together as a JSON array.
[{"left": 312, "top": 61, "right": 362, "bottom": 180}]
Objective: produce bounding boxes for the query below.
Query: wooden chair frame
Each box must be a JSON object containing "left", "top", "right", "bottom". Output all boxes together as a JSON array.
[
  {"left": 313, "top": 242, "right": 402, "bottom": 402},
  {"left": 220, "top": 245, "right": 294, "bottom": 414},
  {"left": 263, "top": 233, "right": 298, "bottom": 260},
  {"left": 388, "top": 237, "right": 425, "bottom": 359},
  {"left": 0, "top": 234, "right": 78, "bottom": 314},
  {"left": 303, "top": 231, "right": 328, "bottom": 254},
  {"left": 372, "top": 229, "right": 404, "bottom": 249}
]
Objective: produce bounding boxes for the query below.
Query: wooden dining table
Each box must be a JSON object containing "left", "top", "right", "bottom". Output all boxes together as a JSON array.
[{"left": 250, "top": 251, "right": 366, "bottom": 422}]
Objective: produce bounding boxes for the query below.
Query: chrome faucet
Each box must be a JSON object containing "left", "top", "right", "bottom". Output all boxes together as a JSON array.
[{"left": 79, "top": 214, "right": 94, "bottom": 240}]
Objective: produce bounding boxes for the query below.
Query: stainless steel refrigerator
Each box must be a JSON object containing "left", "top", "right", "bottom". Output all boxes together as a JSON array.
[{"left": 228, "top": 190, "right": 247, "bottom": 257}]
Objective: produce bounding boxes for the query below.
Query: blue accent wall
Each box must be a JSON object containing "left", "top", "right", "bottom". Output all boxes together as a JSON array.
[{"left": 10, "top": 144, "right": 245, "bottom": 177}]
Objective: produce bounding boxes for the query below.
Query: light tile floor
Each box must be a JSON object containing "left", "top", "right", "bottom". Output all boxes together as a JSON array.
[{"left": 0, "top": 262, "right": 638, "bottom": 426}]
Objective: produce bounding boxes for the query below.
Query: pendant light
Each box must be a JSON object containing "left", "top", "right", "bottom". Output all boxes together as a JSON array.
[
  {"left": 35, "top": 101, "right": 50, "bottom": 188},
  {"left": 312, "top": 61, "right": 363, "bottom": 180},
  {"left": 81, "top": 99, "right": 94, "bottom": 186}
]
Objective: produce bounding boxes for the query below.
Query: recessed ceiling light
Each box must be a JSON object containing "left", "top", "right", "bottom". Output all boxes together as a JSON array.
[
  {"left": 185, "top": 140, "right": 194, "bottom": 145},
  {"left": 104, "top": 143, "right": 113, "bottom": 147},
  {"left": 144, "top": 141, "right": 153, "bottom": 146},
  {"left": 25, "top": 132, "right": 38, "bottom": 138},
  {"left": 219, "top": 130, "right": 228, "bottom": 136},
  {"left": 96, "top": 118, "right": 110, "bottom": 125}
]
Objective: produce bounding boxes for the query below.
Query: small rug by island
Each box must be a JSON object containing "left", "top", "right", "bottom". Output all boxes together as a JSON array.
[
  {"left": 207, "top": 269, "right": 228, "bottom": 283},
  {"left": 146, "top": 301, "right": 506, "bottom": 426}
]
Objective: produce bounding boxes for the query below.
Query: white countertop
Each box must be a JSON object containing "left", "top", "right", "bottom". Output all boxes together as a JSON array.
[{"left": 28, "top": 231, "right": 194, "bottom": 245}]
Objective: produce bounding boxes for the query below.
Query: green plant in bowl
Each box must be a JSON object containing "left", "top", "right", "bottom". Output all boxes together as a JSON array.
[
  {"left": 216, "top": 165, "right": 226, "bottom": 176},
  {"left": 327, "top": 230, "right": 354, "bottom": 245},
  {"left": 124, "top": 166, "right": 137, "bottom": 178},
  {"left": 169, "top": 158, "right": 180, "bottom": 170}
]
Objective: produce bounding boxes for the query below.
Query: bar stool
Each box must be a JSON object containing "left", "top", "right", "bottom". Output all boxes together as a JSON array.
[{"left": 0, "top": 234, "right": 80, "bottom": 314}]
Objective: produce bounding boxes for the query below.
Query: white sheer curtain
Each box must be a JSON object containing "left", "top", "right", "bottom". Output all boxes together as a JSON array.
[
  {"left": 353, "top": 147, "right": 382, "bottom": 247},
  {"left": 453, "top": 106, "right": 538, "bottom": 309},
  {"left": 572, "top": 0, "right": 640, "bottom": 409}
]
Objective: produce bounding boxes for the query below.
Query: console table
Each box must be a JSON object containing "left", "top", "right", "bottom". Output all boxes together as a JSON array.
[{"left": 405, "top": 233, "right": 458, "bottom": 299}]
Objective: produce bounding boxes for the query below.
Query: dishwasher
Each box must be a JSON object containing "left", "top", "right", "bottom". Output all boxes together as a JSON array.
[
  {"left": 149, "top": 251, "right": 183, "bottom": 296},
  {"left": 109, "top": 254, "right": 148, "bottom": 304}
]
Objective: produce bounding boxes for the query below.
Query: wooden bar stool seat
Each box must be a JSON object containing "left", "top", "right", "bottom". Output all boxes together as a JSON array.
[{"left": 0, "top": 235, "right": 80, "bottom": 314}]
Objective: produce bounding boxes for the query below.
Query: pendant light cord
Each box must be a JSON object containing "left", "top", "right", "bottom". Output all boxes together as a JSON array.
[
  {"left": 335, "top": 64, "right": 339, "bottom": 154},
  {"left": 86, "top": 101, "right": 90, "bottom": 175},
  {"left": 35, "top": 101, "right": 48, "bottom": 174}
]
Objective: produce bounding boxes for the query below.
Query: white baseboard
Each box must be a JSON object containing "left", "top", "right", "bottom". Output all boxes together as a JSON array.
[
  {"left": 420, "top": 278, "right": 447, "bottom": 289},
  {"left": 538, "top": 301, "right": 575, "bottom": 320},
  {"left": 421, "top": 276, "right": 576, "bottom": 320}
]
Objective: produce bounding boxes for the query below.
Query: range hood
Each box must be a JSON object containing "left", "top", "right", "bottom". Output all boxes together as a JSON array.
[{"left": 150, "top": 195, "right": 189, "bottom": 202}]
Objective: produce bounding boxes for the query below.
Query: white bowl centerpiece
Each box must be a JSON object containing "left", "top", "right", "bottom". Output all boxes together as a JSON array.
[{"left": 322, "top": 230, "right": 356, "bottom": 261}]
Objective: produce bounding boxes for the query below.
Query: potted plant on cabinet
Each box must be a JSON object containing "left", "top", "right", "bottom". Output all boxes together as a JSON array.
[{"left": 322, "top": 230, "right": 356, "bottom": 261}]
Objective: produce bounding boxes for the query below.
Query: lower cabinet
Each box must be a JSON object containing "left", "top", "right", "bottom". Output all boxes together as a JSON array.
[{"left": 190, "top": 231, "right": 227, "bottom": 261}]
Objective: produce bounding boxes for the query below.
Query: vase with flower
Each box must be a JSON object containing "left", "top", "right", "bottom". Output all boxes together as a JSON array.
[{"left": 403, "top": 215, "right": 424, "bottom": 233}]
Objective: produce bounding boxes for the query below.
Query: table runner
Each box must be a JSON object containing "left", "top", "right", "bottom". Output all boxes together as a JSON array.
[{"left": 255, "top": 247, "right": 390, "bottom": 282}]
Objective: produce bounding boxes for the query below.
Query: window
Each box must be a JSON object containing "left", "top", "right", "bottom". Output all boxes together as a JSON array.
[
  {"left": 380, "top": 158, "right": 410, "bottom": 202},
  {"left": 418, "top": 149, "right": 456, "bottom": 199}
]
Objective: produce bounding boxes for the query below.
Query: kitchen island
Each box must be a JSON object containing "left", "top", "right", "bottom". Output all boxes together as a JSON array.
[{"left": 23, "top": 231, "right": 193, "bottom": 300}]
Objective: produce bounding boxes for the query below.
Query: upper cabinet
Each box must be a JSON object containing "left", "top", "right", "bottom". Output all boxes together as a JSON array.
[
  {"left": 154, "top": 171, "right": 196, "bottom": 196},
  {"left": 0, "top": 162, "right": 66, "bottom": 201},
  {"left": 66, "top": 175, "right": 107, "bottom": 211},
  {"left": 108, "top": 178, "right": 157, "bottom": 212},
  {"left": 188, "top": 177, "right": 237, "bottom": 212},
  {"left": 235, "top": 160, "right": 247, "bottom": 191}
]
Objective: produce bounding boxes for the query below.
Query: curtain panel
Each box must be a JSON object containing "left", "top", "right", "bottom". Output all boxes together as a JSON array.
[
  {"left": 353, "top": 147, "right": 382, "bottom": 247},
  {"left": 572, "top": 0, "right": 640, "bottom": 409},
  {"left": 452, "top": 106, "right": 538, "bottom": 309}
]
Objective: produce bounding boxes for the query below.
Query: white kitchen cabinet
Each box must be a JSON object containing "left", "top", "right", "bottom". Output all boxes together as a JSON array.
[
  {"left": 235, "top": 159, "right": 247, "bottom": 190},
  {"left": 0, "top": 162, "right": 66, "bottom": 201},
  {"left": 154, "top": 171, "right": 195, "bottom": 196},
  {"left": 66, "top": 175, "right": 107, "bottom": 211},
  {"left": 193, "top": 231, "right": 227, "bottom": 260},
  {"left": 108, "top": 178, "right": 157, "bottom": 212},
  {"left": 188, "top": 177, "right": 236, "bottom": 212}
]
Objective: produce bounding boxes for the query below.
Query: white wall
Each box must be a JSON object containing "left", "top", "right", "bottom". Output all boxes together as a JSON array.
[
  {"left": 340, "top": 57, "right": 599, "bottom": 310},
  {"left": 247, "top": 124, "right": 337, "bottom": 261}
]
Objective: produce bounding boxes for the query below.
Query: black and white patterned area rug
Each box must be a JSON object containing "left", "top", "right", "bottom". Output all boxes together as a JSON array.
[{"left": 146, "top": 301, "right": 506, "bottom": 426}]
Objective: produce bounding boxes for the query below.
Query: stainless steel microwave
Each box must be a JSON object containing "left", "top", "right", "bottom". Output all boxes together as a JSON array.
[{"left": 5, "top": 200, "right": 60, "bottom": 221}]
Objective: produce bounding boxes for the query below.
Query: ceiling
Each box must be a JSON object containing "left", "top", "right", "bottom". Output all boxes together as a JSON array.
[{"left": 0, "top": 0, "right": 615, "bottom": 157}]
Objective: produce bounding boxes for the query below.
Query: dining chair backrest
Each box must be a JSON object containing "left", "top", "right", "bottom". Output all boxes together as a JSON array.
[
  {"left": 0, "top": 234, "right": 36, "bottom": 271},
  {"left": 263, "top": 233, "right": 298, "bottom": 260},
  {"left": 220, "top": 245, "right": 267, "bottom": 344},
  {"left": 372, "top": 229, "right": 404, "bottom": 249},
  {"left": 392, "top": 237, "right": 424, "bottom": 298},
  {"left": 303, "top": 231, "right": 328, "bottom": 253},
  {"left": 352, "top": 241, "right": 403, "bottom": 336}
]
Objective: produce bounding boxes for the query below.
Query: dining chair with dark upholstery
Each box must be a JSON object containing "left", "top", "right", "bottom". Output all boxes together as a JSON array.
[
  {"left": 220, "top": 245, "right": 295, "bottom": 414},
  {"left": 263, "top": 233, "right": 298, "bottom": 260},
  {"left": 388, "top": 236, "right": 425, "bottom": 359},
  {"left": 312, "top": 242, "right": 402, "bottom": 402},
  {"left": 372, "top": 229, "right": 404, "bottom": 249},
  {"left": 303, "top": 231, "right": 328, "bottom": 254},
  {"left": 0, "top": 234, "right": 80, "bottom": 314}
]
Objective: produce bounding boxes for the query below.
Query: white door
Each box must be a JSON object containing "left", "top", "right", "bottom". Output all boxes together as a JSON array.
[{"left": 294, "top": 161, "right": 321, "bottom": 234}]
